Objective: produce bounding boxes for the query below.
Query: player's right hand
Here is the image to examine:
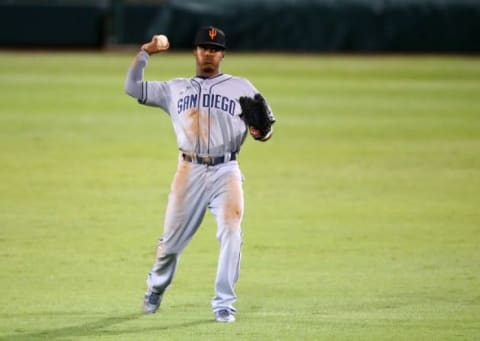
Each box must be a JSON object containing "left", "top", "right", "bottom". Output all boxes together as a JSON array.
[{"left": 141, "top": 35, "right": 170, "bottom": 55}]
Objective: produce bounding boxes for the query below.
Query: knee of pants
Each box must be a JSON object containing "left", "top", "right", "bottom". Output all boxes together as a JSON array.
[
  {"left": 216, "top": 221, "right": 242, "bottom": 241},
  {"left": 156, "top": 238, "right": 181, "bottom": 259}
]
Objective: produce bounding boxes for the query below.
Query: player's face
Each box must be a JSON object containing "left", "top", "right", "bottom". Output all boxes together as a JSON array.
[{"left": 194, "top": 45, "right": 225, "bottom": 77}]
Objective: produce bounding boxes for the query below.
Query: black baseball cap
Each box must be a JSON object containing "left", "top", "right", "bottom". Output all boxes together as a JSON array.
[{"left": 194, "top": 26, "right": 226, "bottom": 50}]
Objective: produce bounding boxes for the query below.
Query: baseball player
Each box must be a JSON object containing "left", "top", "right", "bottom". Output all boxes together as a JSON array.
[{"left": 124, "top": 26, "right": 275, "bottom": 323}]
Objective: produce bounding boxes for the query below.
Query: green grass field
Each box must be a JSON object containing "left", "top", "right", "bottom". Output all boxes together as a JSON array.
[{"left": 0, "top": 51, "right": 479, "bottom": 340}]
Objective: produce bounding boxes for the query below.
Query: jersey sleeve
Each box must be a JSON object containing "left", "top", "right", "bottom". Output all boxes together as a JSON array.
[
  {"left": 140, "top": 81, "right": 172, "bottom": 112},
  {"left": 124, "top": 50, "right": 172, "bottom": 113}
]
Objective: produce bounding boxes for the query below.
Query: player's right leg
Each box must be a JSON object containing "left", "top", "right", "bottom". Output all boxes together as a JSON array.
[{"left": 144, "top": 161, "right": 208, "bottom": 313}]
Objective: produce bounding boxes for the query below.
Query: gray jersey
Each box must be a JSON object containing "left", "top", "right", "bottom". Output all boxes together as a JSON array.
[{"left": 125, "top": 51, "right": 274, "bottom": 156}]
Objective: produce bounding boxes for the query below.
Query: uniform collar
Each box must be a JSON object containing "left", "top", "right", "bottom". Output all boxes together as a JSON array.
[{"left": 194, "top": 73, "right": 224, "bottom": 80}]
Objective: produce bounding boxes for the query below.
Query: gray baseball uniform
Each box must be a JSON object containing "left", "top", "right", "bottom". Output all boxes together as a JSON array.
[{"left": 125, "top": 50, "right": 274, "bottom": 314}]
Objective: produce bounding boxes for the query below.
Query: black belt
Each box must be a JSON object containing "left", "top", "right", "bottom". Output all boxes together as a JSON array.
[{"left": 181, "top": 152, "right": 237, "bottom": 166}]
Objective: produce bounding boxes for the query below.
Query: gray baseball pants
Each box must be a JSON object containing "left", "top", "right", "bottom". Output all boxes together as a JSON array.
[{"left": 146, "top": 157, "right": 244, "bottom": 314}]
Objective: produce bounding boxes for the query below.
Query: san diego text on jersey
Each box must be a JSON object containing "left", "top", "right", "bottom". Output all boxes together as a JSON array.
[{"left": 177, "top": 93, "right": 237, "bottom": 115}]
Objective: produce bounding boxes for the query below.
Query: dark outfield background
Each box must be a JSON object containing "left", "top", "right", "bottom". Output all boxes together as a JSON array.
[{"left": 0, "top": 0, "right": 479, "bottom": 52}]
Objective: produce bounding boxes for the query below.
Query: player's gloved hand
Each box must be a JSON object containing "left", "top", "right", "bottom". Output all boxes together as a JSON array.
[{"left": 239, "top": 93, "right": 275, "bottom": 141}]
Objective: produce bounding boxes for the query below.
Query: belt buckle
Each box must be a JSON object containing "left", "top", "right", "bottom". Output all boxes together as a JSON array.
[{"left": 203, "top": 156, "right": 212, "bottom": 165}]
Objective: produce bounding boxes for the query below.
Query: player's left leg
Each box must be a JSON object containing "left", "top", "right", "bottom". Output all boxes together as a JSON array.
[{"left": 208, "top": 163, "right": 244, "bottom": 321}]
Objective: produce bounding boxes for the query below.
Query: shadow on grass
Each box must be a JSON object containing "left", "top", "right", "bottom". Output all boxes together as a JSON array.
[{"left": 0, "top": 313, "right": 211, "bottom": 340}]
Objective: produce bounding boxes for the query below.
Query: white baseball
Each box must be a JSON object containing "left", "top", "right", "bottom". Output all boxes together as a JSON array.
[{"left": 154, "top": 35, "right": 169, "bottom": 49}]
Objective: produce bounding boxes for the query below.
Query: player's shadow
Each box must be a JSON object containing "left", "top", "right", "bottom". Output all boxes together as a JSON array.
[{"left": 1, "top": 312, "right": 210, "bottom": 340}]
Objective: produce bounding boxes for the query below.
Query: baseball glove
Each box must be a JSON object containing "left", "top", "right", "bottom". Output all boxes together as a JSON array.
[{"left": 239, "top": 93, "right": 275, "bottom": 140}]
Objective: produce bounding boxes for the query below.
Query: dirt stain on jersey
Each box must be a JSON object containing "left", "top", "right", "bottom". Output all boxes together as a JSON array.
[
  {"left": 185, "top": 109, "right": 212, "bottom": 150},
  {"left": 185, "top": 109, "right": 200, "bottom": 142}
]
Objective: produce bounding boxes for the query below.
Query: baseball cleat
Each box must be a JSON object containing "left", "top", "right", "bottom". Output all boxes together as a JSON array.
[
  {"left": 214, "top": 309, "right": 236, "bottom": 323},
  {"left": 143, "top": 290, "right": 162, "bottom": 314}
]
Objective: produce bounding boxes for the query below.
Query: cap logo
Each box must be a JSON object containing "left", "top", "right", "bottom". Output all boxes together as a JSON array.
[{"left": 208, "top": 28, "right": 217, "bottom": 40}]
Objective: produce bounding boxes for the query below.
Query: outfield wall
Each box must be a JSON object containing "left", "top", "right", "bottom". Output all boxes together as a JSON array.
[
  {"left": 1, "top": 0, "right": 479, "bottom": 52},
  {"left": 0, "top": 1, "right": 108, "bottom": 48}
]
